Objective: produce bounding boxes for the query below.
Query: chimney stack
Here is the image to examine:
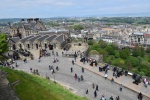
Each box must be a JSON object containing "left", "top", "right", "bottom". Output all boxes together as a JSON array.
[
  {"left": 27, "top": 18, "right": 33, "bottom": 23},
  {"left": 34, "top": 18, "right": 39, "bottom": 23}
]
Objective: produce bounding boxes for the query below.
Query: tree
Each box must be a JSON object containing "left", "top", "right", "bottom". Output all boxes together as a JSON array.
[
  {"left": 126, "top": 61, "right": 132, "bottom": 70},
  {"left": 132, "top": 46, "right": 145, "bottom": 57},
  {"left": 146, "top": 47, "right": 150, "bottom": 53},
  {"left": 98, "top": 40, "right": 107, "bottom": 48},
  {"left": 0, "top": 33, "right": 9, "bottom": 55},
  {"left": 127, "top": 56, "right": 139, "bottom": 67},
  {"left": 72, "top": 24, "right": 83, "bottom": 31},
  {"left": 119, "top": 48, "right": 130, "bottom": 59},
  {"left": 105, "top": 45, "right": 114, "bottom": 55},
  {"left": 114, "top": 50, "right": 120, "bottom": 58},
  {"left": 88, "top": 40, "right": 94, "bottom": 45},
  {"left": 89, "top": 50, "right": 99, "bottom": 55}
]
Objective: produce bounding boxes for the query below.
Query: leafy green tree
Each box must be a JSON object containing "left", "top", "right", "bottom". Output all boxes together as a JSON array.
[
  {"left": 98, "top": 40, "right": 107, "bottom": 48},
  {"left": 72, "top": 24, "right": 83, "bottom": 31},
  {"left": 109, "top": 43, "right": 117, "bottom": 50},
  {"left": 0, "top": 33, "right": 8, "bottom": 55},
  {"left": 127, "top": 56, "right": 139, "bottom": 67},
  {"left": 119, "top": 48, "right": 130, "bottom": 59},
  {"left": 111, "top": 58, "right": 124, "bottom": 66},
  {"left": 138, "top": 64, "right": 150, "bottom": 76},
  {"left": 146, "top": 47, "right": 150, "bottom": 53},
  {"left": 132, "top": 46, "right": 145, "bottom": 57},
  {"left": 114, "top": 50, "right": 120, "bottom": 58},
  {"left": 89, "top": 50, "right": 99, "bottom": 55},
  {"left": 126, "top": 61, "right": 132, "bottom": 70},
  {"left": 87, "top": 40, "right": 94, "bottom": 45},
  {"left": 105, "top": 45, "right": 114, "bottom": 55}
]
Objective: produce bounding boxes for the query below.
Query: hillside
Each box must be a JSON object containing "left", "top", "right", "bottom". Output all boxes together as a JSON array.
[{"left": 0, "top": 67, "right": 87, "bottom": 100}]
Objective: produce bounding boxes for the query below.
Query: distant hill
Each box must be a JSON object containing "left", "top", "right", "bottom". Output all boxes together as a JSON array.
[{"left": 0, "top": 18, "right": 22, "bottom": 23}]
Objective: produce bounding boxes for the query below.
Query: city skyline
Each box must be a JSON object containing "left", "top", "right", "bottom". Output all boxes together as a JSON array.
[{"left": 1, "top": 0, "right": 150, "bottom": 18}]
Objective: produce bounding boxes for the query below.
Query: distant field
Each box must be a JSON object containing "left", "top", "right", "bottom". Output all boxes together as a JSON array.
[{"left": 0, "top": 67, "right": 87, "bottom": 100}]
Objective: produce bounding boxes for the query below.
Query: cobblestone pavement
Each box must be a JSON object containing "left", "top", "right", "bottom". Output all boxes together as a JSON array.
[{"left": 12, "top": 50, "right": 149, "bottom": 100}]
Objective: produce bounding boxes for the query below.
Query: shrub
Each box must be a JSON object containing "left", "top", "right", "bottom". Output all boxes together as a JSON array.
[
  {"left": 126, "top": 56, "right": 139, "bottom": 67},
  {"left": 146, "top": 47, "right": 150, "bottom": 53},
  {"left": 112, "top": 58, "right": 125, "bottom": 66},
  {"left": 87, "top": 40, "right": 94, "bottom": 45},
  {"left": 104, "top": 45, "right": 114, "bottom": 55},
  {"left": 89, "top": 50, "right": 99, "bottom": 55},
  {"left": 132, "top": 46, "right": 145, "bottom": 57},
  {"left": 119, "top": 48, "right": 130, "bottom": 59},
  {"left": 114, "top": 50, "right": 120, "bottom": 58}
]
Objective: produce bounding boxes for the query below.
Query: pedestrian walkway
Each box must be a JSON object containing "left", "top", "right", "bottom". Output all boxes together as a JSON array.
[
  {"left": 11, "top": 50, "right": 150, "bottom": 100},
  {"left": 75, "top": 58, "right": 150, "bottom": 99}
]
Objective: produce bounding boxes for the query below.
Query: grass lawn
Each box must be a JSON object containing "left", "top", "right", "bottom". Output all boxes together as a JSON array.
[{"left": 0, "top": 67, "right": 87, "bottom": 100}]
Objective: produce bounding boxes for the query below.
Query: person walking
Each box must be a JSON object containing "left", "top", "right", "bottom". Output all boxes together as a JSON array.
[
  {"left": 104, "top": 73, "right": 108, "bottom": 79},
  {"left": 52, "top": 69, "right": 55, "bottom": 74},
  {"left": 78, "top": 76, "right": 80, "bottom": 82},
  {"left": 49, "top": 65, "right": 51, "bottom": 70},
  {"left": 38, "top": 57, "right": 41, "bottom": 62},
  {"left": 96, "top": 85, "right": 99, "bottom": 91},
  {"left": 86, "top": 89, "right": 88, "bottom": 94},
  {"left": 94, "top": 90, "right": 97, "bottom": 98},
  {"left": 74, "top": 73, "right": 77, "bottom": 80},
  {"left": 56, "top": 66, "right": 59, "bottom": 71},
  {"left": 111, "top": 78, "right": 114, "bottom": 84},
  {"left": 71, "top": 67, "right": 73, "bottom": 73},
  {"left": 82, "top": 67, "right": 84, "bottom": 73},
  {"left": 116, "top": 96, "right": 120, "bottom": 100},
  {"left": 92, "top": 83, "right": 95, "bottom": 89},
  {"left": 30, "top": 68, "right": 32, "bottom": 73},
  {"left": 119, "top": 84, "right": 123, "bottom": 92},
  {"left": 81, "top": 75, "right": 83, "bottom": 81},
  {"left": 101, "top": 95, "right": 105, "bottom": 100},
  {"left": 138, "top": 92, "right": 143, "bottom": 100},
  {"left": 15, "top": 61, "right": 18, "bottom": 67},
  {"left": 72, "top": 60, "right": 74, "bottom": 65},
  {"left": 110, "top": 96, "right": 114, "bottom": 100}
]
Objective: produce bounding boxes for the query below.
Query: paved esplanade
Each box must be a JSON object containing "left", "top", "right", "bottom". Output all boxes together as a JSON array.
[{"left": 12, "top": 49, "right": 149, "bottom": 100}]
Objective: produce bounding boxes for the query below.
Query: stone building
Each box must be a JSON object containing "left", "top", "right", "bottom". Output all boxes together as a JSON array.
[
  {"left": 144, "top": 33, "right": 150, "bottom": 47},
  {"left": 8, "top": 30, "right": 71, "bottom": 50},
  {"left": 128, "top": 32, "right": 150, "bottom": 47},
  {"left": 129, "top": 33, "right": 144, "bottom": 45},
  {"left": 8, "top": 18, "right": 46, "bottom": 38}
]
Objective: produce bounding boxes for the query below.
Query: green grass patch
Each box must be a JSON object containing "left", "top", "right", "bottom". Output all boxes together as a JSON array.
[{"left": 0, "top": 67, "right": 87, "bottom": 100}]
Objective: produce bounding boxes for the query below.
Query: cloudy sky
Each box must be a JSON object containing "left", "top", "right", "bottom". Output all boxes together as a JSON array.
[{"left": 1, "top": 0, "right": 150, "bottom": 18}]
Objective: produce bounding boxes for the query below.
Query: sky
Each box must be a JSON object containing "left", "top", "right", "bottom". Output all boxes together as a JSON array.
[{"left": 1, "top": 0, "right": 150, "bottom": 18}]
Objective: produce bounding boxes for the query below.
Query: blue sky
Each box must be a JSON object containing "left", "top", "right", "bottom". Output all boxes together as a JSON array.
[{"left": 1, "top": 0, "right": 150, "bottom": 18}]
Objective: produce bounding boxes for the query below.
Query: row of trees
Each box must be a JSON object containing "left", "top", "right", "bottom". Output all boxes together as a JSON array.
[
  {"left": 88, "top": 40, "right": 150, "bottom": 76},
  {"left": 0, "top": 33, "right": 9, "bottom": 62}
]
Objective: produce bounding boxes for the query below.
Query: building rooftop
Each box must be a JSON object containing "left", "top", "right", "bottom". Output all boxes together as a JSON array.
[{"left": 133, "top": 32, "right": 144, "bottom": 35}]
